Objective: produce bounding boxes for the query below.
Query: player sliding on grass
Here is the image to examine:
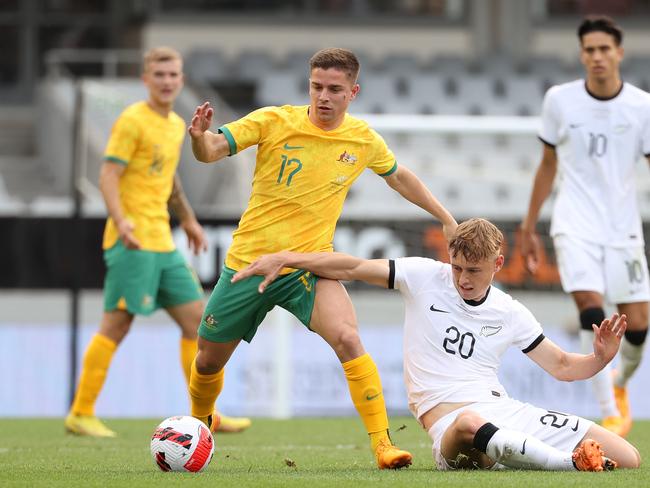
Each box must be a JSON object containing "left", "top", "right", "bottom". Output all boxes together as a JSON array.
[
  {"left": 65, "top": 47, "right": 250, "bottom": 437},
  {"left": 233, "top": 218, "right": 641, "bottom": 471},
  {"left": 187, "top": 47, "right": 456, "bottom": 468}
]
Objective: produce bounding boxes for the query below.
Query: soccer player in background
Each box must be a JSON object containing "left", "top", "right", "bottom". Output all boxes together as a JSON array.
[
  {"left": 187, "top": 47, "right": 457, "bottom": 468},
  {"left": 520, "top": 16, "right": 650, "bottom": 437},
  {"left": 233, "top": 218, "right": 641, "bottom": 472},
  {"left": 64, "top": 47, "right": 250, "bottom": 437}
]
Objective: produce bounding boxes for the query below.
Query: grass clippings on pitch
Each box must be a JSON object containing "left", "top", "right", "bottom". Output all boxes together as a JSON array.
[{"left": 0, "top": 417, "right": 648, "bottom": 488}]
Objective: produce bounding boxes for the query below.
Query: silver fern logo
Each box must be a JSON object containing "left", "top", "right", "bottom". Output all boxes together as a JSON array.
[{"left": 480, "top": 325, "right": 502, "bottom": 337}]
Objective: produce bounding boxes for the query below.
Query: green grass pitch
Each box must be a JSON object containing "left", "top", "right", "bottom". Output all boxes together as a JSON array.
[{"left": 0, "top": 417, "right": 648, "bottom": 487}]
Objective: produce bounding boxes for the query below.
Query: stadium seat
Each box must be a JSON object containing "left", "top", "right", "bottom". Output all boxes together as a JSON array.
[
  {"left": 427, "top": 55, "right": 469, "bottom": 76},
  {"left": 235, "top": 50, "right": 277, "bottom": 82},
  {"left": 453, "top": 76, "right": 500, "bottom": 115},
  {"left": 375, "top": 54, "right": 422, "bottom": 76},
  {"left": 354, "top": 75, "right": 401, "bottom": 113},
  {"left": 500, "top": 76, "right": 544, "bottom": 116},
  {"left": 474, "top": 53, "right": 520, "bottom": 77},
  {"left": 407, "top": 74, "right": 455, "bottom": 115},
  {"left": 186, "top": 49, "right": 232, "bottom": 85},
  {"left": 256, "top": 71, "right": 308, "bottom": 107}
]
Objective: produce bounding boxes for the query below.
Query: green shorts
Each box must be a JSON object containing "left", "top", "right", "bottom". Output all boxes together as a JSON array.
[
  {"left": 199, "top": 266, "right": 318, "bottom": 343},
  {"left": 103, "top": 241, "right": 203, "bottom": 315}
]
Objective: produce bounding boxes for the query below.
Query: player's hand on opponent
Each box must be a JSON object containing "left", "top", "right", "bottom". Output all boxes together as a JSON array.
[
  {"left": 231, "top": 252, "right": 287, "bottom": 293},
  {"left": 519, "top": 226, "right": 542, "bottom": 273},
  {"left": 188, "top": 102, "right": 214, "bottom": 138},
  {"left": 181, "top": 219, "right": 208, "bottom": 255},
  {"left": 441, "top": 219, "right": 458, "bottom": 243},
  {"left": 592, "top": 313, "right": 627, "bottom": 365},
  {"left": 117, "top": 218, "right": 141, "bottom": 249}
]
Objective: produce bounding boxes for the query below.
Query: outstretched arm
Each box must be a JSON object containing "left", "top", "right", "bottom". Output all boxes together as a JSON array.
[
  {"left": 383, "top": 165, "right": 457, "bottom": 241},
  {"left": 168, "top": 173, "right": 207, "bottom": 255},
  {"left": 231, "top": 251, "right": 390, "bottom": 293},
  {"left": 520, "top": 144, "right": 557, "bottom": 273},
  {"left": 189, "top": 101, "right": 231, "bottom": 163},
  {"left": 526, "top": 313, "right": 627, "bottom": 381}
]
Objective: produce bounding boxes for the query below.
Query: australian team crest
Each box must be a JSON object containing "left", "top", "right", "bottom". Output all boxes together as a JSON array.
[{"left": 336, "top": 150, "right": 358, "bottom": 165}]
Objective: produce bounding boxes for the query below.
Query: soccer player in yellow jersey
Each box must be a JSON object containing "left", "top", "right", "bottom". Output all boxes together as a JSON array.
[
  {"left": 64, "top": 47, "right": 250, "bottom": 437},
  {"left": 188, "top": 47, "right": 457, "bottom": 469}
]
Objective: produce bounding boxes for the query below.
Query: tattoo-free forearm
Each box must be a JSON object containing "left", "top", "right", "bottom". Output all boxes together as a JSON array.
[
  {"left": 387, "top": 167, "right": 455, "bottom": 226},
  {"left": 552, "top": 351, "right": 608, "bottom": 382},
  {"left": 99, "top": 165, "right": 126, "bottom": 225},
  {"left": 191, "top": 131, "right": 230, "bottom": 163},
  {"left": 522, "top": 149, "right": 557, "bottom": 232},
  {"left": 280, "top": 252, "right": 366, "bottom": 281}
]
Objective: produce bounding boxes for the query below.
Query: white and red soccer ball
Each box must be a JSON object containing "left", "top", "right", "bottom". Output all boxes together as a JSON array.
[{"left": 150, "top": 416, "right": 214, "bottom": 472}]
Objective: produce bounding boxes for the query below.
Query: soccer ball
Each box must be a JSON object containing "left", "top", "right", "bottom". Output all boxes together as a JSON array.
[{"left": 150, "top": 416, "right": 214, "bottom": 472}]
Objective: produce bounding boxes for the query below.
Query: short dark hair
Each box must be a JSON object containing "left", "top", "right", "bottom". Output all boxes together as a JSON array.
[
  {"left": 577, "top": 16, "right": 623, "bottom": 45},
  {"left": 309, "top": 48, "right": 360, "bottom": 82}
]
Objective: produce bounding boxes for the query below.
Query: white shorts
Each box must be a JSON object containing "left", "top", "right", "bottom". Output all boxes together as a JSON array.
[
  {"left": 429, "top": 398, "right": 593, "bottom": 471},
  {"left": 553, "top": 234, "right": 650, "bottom": 304}
]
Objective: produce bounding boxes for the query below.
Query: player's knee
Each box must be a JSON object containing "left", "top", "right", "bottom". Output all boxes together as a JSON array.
[
  {"left": 632, "top": 446, "right": 642, "bottom": 469},
  {"left": 331, "top": 324, "right": 362, "bottom": 355},
  {"left": 451, "top": 410, "right": 486, "bottom": 443},
  {"left": 624, "top": 328, "right": 647, "bottom": 346},
  {"left": 99, "top": 312, "right": 133, "bottom": 343},
  {"left": 194, "top": 349, "right": 220, "bottom": 374},
  {"left": 618, "top": 444, "right": 641, "bottom": 469},
  {"left": 579, "top": 307, "right": 605, "bottom": 331}
]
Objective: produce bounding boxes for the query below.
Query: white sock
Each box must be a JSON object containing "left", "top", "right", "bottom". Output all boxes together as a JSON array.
[
  {"left": 580, "top": 330, "right": 617, "bottom": 417},
  {"left": 485, "top": 428, "right": 575, "bottom": 471},
  {"left": 614, "top": 338, "right": 645, "bottom": 388}
]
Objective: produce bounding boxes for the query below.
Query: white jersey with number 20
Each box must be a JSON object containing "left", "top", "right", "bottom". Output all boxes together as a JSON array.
[{"left": 393, "top": 257, "right": 544, "bottom": 420}]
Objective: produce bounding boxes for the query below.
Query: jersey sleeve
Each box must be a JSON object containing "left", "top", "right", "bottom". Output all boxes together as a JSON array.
[
  {"left": 642, "top": 106, "right": 650, "bottom": 157},
  {"left": 510, "top": 300, "right": 545, "bottom": 352},
  {"left": 538, "top": 87, "right": 560, "bottom": 147},
  {"left": 104, "top": 114, "right": 140, "bottom": 165},
  {"left": 366, "top": 129, "right": 397, "bottom": 176},
  {"left": 218, "top": 106, "right": 276, "bottom": 156},
  {"left": 393, "top": 257, "right": 444, "bottom": 297}
]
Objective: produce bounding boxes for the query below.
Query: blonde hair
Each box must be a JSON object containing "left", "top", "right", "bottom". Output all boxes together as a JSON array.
[
  {"left": 448, "top": 218, "right": 504, "bottom": 262},
  {"left": 310, "top": 48, "right": 360, "bottom": 82},
  {"left": 143, "top": 46, "right": 182, "bottom": 72}
]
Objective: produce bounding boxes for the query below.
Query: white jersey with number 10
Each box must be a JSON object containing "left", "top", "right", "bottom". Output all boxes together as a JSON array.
[{"left": 539, "top": 80, "right": 650, "bottom": 247}]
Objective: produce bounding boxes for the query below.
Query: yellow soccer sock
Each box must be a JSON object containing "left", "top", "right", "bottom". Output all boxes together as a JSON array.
[
  {"left": 342, "top": 353, "right": 390, "bottom": 450},
  {"left": 179, "top": 337, "right": 198, "bottom": 385},
  {"left": 189, "top": 359, "right": 224, "bottom": 421},
  {"left": 70, "top": 334, "right": 117, "bottom": 416}
]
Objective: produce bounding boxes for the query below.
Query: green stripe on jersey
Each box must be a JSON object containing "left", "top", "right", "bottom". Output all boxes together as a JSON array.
[
  {"left": 379, "top": 161, "right": 397, "bottom": 177},
  {"left": 105, "top": 156, "right": 128, "bottom": 165},
  {"left": 219, "top": 126, "right": 237, "bottom": 156}
]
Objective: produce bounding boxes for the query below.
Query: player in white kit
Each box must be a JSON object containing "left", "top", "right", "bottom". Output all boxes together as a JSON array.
[
  {"left": 232, "top": 218, "right": 640, "bottom": 471},
  {"left": 521, "top": 16, "right": 650, "bottom": 438}
]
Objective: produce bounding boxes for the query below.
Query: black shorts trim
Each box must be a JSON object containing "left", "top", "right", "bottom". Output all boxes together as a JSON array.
[{"left": 538, "top": 136, "right": 556, "bottom": 148}]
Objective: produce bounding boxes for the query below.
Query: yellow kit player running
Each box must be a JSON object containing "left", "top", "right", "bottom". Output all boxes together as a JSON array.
[
  {"left": 188, "top": 47, "right": 457, "bottom": 468},
  {"left": 64, "top": 47, "right": 250, "bottom": 437}
]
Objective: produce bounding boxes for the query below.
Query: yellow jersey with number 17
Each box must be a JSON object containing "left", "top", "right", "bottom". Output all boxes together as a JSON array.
[
  {"left": 102, "top": 101, "right": 185, "bottom": 252},
  {"left": 220, "top": 105, "right": 397, "bottom": 271}
]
